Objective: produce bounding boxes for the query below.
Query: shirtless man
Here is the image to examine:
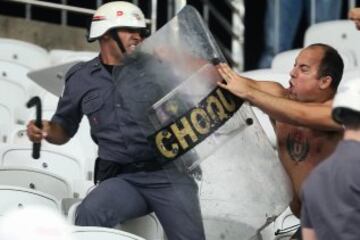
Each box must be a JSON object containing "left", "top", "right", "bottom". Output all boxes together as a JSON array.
[{"left": 216, "top": 43, "right": 344, "bottom": 219}]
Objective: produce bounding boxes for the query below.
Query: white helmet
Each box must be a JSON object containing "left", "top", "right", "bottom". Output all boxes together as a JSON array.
[
  {"left": 332, "top": 76, "right": 360, "bottom": 124},
  {"left": 88, "top": 1, "right": 147, "bottom": 42}
]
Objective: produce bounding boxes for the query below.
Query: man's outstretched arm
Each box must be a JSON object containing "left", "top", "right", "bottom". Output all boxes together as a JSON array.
[{"left": 216, "top": 63, "right": 342, "bottom": 131}]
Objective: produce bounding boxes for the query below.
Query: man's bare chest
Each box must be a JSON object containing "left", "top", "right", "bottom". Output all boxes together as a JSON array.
[{"left": 276, "top": 123, "right": 340, "bottom": 164}]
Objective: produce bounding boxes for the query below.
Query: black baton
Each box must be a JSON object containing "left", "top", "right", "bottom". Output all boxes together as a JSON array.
[{"left": 26, "top": 96, "right": 43, "bottom": 159}]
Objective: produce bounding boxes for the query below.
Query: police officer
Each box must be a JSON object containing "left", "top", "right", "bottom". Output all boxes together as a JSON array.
[{"left": 26, "top": 2, "right": 205, "bottom": 239}]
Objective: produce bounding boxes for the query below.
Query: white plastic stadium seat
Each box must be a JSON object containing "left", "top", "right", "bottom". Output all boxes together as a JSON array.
[
  {"left": 0, "top": 186, "right": 60, "bottom": 215},
  {"left": 0, "top": 104, "right": 13, "bottom": 143},
  {"left": 271, "top": 48, "right": 358, "bottom": 73},
  {"left": 0, "top": 60, "right": 45, "bottom": 96},
  {"left": 120, "top": 213, "right": 164, "bottom": 240},
  {"left": 241, "top": 69, "right": 290, "bottom": 148},
  {"left": 72, "top": 226, "right": 146, "bottom": 240},
  {"left": 68, "top": 201, "right": 164, "bottom": 240},
  {"left": 0, "top": 38, "right": 51, "bottom": 69},
  {"left": 271, "top": 49, "right": 300, "bottom": 74},
  {"left": 0, "top": 78, "right": 30, "bottom": 125},
  {"left": 49, "top": 49, "right": 98, "bottom": 65},
  {"left": 260, "top": 207, "right": 300, "bottom": 240},
  {"left": 0, "top": 144, "right": 85, "bottom": 187},
  {"left": 0, "top": 60, "right": 45, "bottom": 124},
  {"left": 304, "top": 20, "right": 360, "bottom": 68},
  {"left": 0, "top": 167, "right": 73, "bottom": 200}
]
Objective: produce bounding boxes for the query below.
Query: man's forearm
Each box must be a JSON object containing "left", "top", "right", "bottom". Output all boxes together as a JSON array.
[
  {"left": 45, "top": 122, "right": 71, "bottom": 145},
  {"left": 244, "top": 87, "right": 342, "bottom": 131}
]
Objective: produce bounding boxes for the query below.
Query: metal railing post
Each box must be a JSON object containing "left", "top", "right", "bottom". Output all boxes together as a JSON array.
[
  {"left": 274, "top": 0, "right": 280, "bottom": 55},
  {"left": 96, "top": 0, "right": 103, "bottom": 8},
  {"left": 174, "top": 0, "right": 186, "bottom": 14},
  {"left": 61, "top": 0, "right": 67, "bottom": 26},
  {"left": 132, "top": 0, "right": 139, "bottom": 6},
  {"left": 151, "top": 0, "right": 158, "bottom": 33},
  {"left": 203, "top": 0, "right": 210, "bottom": 23},
  {"left": 25, "top": 3, "right": 31, "bottom": 20},
  {"left": 167, "top": 0, "right": 173, "bottom": 21},
  {"left": 231, "top": 0, "right": 244, "bottom": 71},
  {"left": 310, "top": 0, "right": 316, "bottom": 25}
]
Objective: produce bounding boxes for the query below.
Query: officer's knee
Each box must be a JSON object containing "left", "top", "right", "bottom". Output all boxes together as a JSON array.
[{"left": 75, "top": 199, "right": 117, "bottom": 227}]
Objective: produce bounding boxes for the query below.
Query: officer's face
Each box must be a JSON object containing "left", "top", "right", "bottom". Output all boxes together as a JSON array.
[{"left": 117, "top": 28, "right": 144, "bottom": 54}]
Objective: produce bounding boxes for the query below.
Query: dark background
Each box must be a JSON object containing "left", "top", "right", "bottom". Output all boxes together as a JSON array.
[{"left": 0, "top": 0, "right": 358, "bottom": 70}]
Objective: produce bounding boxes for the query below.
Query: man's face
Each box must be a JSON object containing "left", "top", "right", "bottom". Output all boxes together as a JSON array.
[
  {"left": 288, "top": 47, "right": 325, "bottom": 102},
  {"left": 349, "top": 8, "right": 360, "bottom": 30},
  {"left": 118, "top": 28, "right": 144, "bottom": 54}
]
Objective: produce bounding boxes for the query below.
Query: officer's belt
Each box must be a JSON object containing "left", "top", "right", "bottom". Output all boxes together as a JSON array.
[{"left": 120, "top": 160, "right": 163, "bottom": 173}]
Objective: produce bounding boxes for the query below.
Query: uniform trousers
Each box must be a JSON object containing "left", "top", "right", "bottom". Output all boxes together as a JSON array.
[{"left": 75, "top": 160, "right": 205, "bottom": 240}]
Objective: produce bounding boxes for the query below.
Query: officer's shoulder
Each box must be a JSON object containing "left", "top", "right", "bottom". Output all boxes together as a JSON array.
[
  {"left": 65, "top": 57, "right": 99, "bottom": 81},
  {"left": 65, "top": 61, "right": 86, "bottom": 81}
]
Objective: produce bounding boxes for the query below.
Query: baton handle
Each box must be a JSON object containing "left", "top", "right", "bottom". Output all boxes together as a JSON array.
[{"left": 26, "top": 96, "right": 43, "bottom": 159}]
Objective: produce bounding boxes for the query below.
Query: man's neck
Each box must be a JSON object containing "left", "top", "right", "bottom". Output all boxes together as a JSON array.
[
  {"left": 100, "top": 51, "right": 122, "bottom": 65},
  {"left": 343, "top": 129, "right": 360, "bottom": 141},
  {"left": 99, "top": 41, "right": 124, "bottom": 65}
]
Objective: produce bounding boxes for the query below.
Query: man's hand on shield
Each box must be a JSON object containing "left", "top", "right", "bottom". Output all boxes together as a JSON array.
[{"left": 216, "top": 63, "right": 252, "bottom": 99}]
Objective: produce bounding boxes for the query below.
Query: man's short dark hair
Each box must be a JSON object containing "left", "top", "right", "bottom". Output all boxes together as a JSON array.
[{"left": 308, "top": 43, "right": 344, "bottom": 91}]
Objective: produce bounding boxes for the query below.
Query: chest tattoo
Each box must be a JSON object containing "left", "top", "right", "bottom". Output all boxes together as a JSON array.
[{"left": 286, "top": 130, "right": 310, "bottom": 163}]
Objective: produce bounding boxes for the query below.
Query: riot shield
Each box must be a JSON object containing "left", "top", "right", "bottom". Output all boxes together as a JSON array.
[{"left": 113, "top": 6, "right": 291, "bottom": 240}]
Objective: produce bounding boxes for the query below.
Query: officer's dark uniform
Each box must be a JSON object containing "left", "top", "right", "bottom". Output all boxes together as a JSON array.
[{"left": 51, "top": 56, "right": 205, "bottom": 240}]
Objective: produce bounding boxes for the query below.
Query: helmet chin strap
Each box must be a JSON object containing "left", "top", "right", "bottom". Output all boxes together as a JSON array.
[{"left": 110, "top": 29, "right": 127, "bottom": 55}]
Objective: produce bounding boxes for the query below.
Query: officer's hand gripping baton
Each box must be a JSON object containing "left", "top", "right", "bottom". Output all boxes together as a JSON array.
[{"left": 26, "top": 96, "right": 43, "bottom": 159}]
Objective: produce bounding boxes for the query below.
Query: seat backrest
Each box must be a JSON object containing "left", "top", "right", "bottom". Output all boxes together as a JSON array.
[
  {"left": 241, "top": 69, "right": 289, "bottom": 88},
  {"left": 120, "top": 213, "right": 164, "bottom": 240},
  {"left": 0, "top": 167, "right": 73, "bottom": 200},
  {"left": 72, "top": 226, "right": 146, "bottom": 240},
  {"left": 0, "top": 60, "right": 45, "bottom": 97},
  {"left": 0, "top": 144, "right": 84, "bottom": 186},
  {"left": 0, "top": 104, "right": 13, "bottom": 143},
  {"left": 49, "top": 49, "right": 97, "bottom": 65},
  {"left": 271, "top": 49, "right": 300, "bottom": 74},
  {"left": 68, "top": 201, "right": 164, "bottom": 240},
  {"left": 0, "top": 185, "right": 59, "bottom": 215},
  {"left": 0, "top": 38, "right": 51, "bottom": 69},
  {"left": 0, "top": 79, "right": 30, "bottom": 124},
  {"left": 304, "top": 20, "right": 360, "bottom": 68},
  {"left": 271, "top": 48, "right": 358, "bottom": 73}
]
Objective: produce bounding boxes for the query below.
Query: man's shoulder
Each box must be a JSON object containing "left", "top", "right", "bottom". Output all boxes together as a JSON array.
[
  {"left": 65, "top": 62, "right": 86, "bottom": 80},
  {"left": 65, "top": 57, "right": 99, "bottom": 82}
]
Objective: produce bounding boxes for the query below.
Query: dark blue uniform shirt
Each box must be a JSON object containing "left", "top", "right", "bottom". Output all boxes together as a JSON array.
[{"left": 52, "top": 56, "right": 165, "bottom": 164}]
